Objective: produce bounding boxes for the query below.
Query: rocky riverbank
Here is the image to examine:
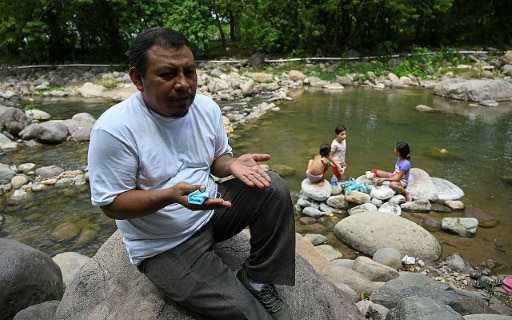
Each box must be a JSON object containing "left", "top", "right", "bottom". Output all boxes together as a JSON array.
[{"left": 1, "top": 52, "right": 512, "bottom": 319}]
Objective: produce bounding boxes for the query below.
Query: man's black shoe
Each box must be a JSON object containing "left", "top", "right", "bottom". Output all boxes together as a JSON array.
[{"left": 236, "top": 268, "right": 292, "bottom": 320}]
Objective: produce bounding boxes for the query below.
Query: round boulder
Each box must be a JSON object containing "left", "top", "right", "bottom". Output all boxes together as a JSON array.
[
  {"left": 301, "top": 178, "right": 332, "bottom": 201},
  {"left": 0, "top": 239, "right": 63, "bottom": 320},
  {"left": 334, "top": 211, "right": 441, "bottom": 263}
]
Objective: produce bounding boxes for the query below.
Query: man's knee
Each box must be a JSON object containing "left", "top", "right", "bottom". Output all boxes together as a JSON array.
[{"left": 267, "top": 171, "right": 290, "bottom": 195}]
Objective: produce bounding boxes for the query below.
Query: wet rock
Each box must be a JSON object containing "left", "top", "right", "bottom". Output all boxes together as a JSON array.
[
  {"left": 302, "top": 206, "right": 328, "bottom": 218},
  {"left": 11, "top": 175, "right": 28, "bottom": 189},
  {"left": 10, "top": 189, "right": 32, "bottom": 201},
  {"left": 416, "top": 104, "right": 436, "bottom": 112},
  {"left": 303, "top": 233, "right": 328, "bottom": 246},
  {"left": 319, "top": 202, "right": 344, "bottom": 214},
  {"left": 425, "top": 147, "right": 464, "bottom": 160},
  {"left": 51, "top": 222, "right": 81, "bottom": 242},
  {"left": 430, "top": 203, "right": 452, "bottom": 213},
  {"left": 298, "top": 216, "right": 317, "bottom": 225},
  {"left": 441, "top": 217, "right": 479, "bottom": 237},
  {"left": 270, "top": 164, "right": 296, "bottom": 177},
  {"left": 445, "top": 200, "right": 465, "bottom": 210},
  {"left": 0, "top": 163, "right": 16, "bottom": 184},
  {"left": 464, "top": 207, "right": 498, "bottom": 228},
  {"left": 35, "top": 165, "right": 65, "bottom": 178},
  {"left": 0, "top": 107, "right": 29, "bottom": 135},
  {"left": 422, "top": 217, "right": 442, "bottom": 232},
  {"left": 500, "top": 175, "right": 512, "bottom": 185}
]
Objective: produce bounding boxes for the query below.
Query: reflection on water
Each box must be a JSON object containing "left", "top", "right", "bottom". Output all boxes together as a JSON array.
[
  {"left": 1, "top": 87, "right": 511, "bottom": 272},
  {"left": 231, "top": 87, "right": 512, "bottom": 272}
]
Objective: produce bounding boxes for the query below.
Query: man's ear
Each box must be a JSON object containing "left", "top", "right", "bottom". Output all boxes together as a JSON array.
[{"left": 129, "top": 67, "right": 144, "bottom": 91}]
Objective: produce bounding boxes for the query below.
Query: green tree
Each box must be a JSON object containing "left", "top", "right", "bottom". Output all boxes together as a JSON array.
[
  {"left": 0, "top": 0, "right": 171, "bottom": 63},
  {"left": 319, "top": 0, "right": 454, "bottom": 55},
  {"left": 0, "top": 0, "right": 65, "bottom": 63},
  {"left": 0, "top": 0, "right": 510, "bottom": 64},
  {"left": 447, "top": 0, "right": 512, "bottom": 46},
  {"left": 239, "top": 0, "right": 299, "bottom": 53},
  {"left": 166, "top": 0, "right": 213, "bottom": 56}
]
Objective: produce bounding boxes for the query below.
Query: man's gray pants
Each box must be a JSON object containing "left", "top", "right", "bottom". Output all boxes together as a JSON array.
[{"left": 137, "top": 171, "right": 296, "bottom": 319}]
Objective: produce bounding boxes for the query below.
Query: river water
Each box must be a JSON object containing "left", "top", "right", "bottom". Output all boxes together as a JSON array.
[{"left": 1, "top": 87, "right": 511, "bottom": 272}]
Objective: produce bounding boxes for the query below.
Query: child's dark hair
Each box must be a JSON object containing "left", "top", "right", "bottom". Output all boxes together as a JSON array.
[
  {"left": 335, "top": 125, "right": 347, "bottom": 134},
  {"left": 396, "top": 142, "right": 411, "bottom": 160},
  {"left": 319, "top": 144, "right": 331, "bottom": 157}
]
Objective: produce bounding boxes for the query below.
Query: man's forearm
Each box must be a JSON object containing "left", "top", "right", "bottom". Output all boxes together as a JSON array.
[{"left": 101, "top": 188, "right": 174, "bottom": 220}]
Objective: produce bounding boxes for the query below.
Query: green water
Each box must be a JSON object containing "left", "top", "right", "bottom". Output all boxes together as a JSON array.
[
  {"left": 231, "top": 87, "right": 512, "bottom": 272},
  {"left": 1, "top": 87, "right": 511, "bottom": 271}
]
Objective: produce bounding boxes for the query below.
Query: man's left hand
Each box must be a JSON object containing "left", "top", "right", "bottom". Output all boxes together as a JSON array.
[{"left": 230, "top": 153, "right": 272, "bottom": 188}]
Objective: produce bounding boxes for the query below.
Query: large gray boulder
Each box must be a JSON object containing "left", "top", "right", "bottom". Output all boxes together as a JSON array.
[
  {"left": 0, "top": 239, "right": 63, "bottom": 320},
  {"left": 13, "top": 300, "right": 60, "bottom": 320},
  {"left": 385, "top": 296, "right": 464, "bottom": 320},
  {"left": 55, "top": 230, "right": 365, "bottom": 320},
  {"left": 371, "top": 273, "right": 494, "bottom": 315},
  {"left": 406, "top": 168, "right": 438, "bottom": 201},
  {"left": 19, "top": 121, "right": 69, "bottom": 144},
  {"left": 71, "top": 112, "right": 96, "bottom": 128},
  {"left": 334, "top": 211, "right": 442, "bottom": 263},
  {"left": 432, "top": 177, "right": 465, "bottom": 201},
  {"left": 433, "top": 78, "right": 512, "bottom": 102},
  {"left": 0, "top": 107, "right": 29, "bottom": 135}
]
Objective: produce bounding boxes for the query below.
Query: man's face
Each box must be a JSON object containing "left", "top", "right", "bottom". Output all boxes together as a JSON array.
[{"left": 131, "top": 44, "right": 197, "bottom": 117}]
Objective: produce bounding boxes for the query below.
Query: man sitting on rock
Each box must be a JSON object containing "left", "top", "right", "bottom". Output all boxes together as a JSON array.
[{"left": 87, "top": 27, "right": 295, "bottom": 320}]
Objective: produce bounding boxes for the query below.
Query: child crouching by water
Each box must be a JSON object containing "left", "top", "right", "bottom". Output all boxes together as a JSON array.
[
  {"left": 370, "top": 141, "right": 412, "bottom": 202},
  {"left": 306, "top": 144, "right": 342, "bottom": 186}
]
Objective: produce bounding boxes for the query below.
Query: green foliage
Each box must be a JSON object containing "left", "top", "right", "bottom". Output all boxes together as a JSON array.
[
  {"left": 0, "top": 0, "right": 510, "bottom": 64},
  {"left": 480, "top": 280, "right": 496, "bottom": 306},
  {"left": 239, "top": 0, "right": 298, "bottom": 53},
  {"left": 48, "top": 280, "right": 65, "bottom": 300},
  {"left": 97, "top": 78, "right": 119, "bottom": 89},
  {"left": 166, "top": 0, "right": 213, "bottom": 55},
  {"left": 376, "top": 41, "right": 399, "bottom": 56},
  {"left": 390, "top": 47, "right": 458, "bottom": 77},
  {"left": 23, "top": 104, "right": 39, "bottom": 111}
]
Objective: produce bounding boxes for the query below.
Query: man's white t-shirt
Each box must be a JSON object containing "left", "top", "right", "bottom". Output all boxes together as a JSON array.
[{"left": 88, "top": 92, "right": 232, "bottom": 265}]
